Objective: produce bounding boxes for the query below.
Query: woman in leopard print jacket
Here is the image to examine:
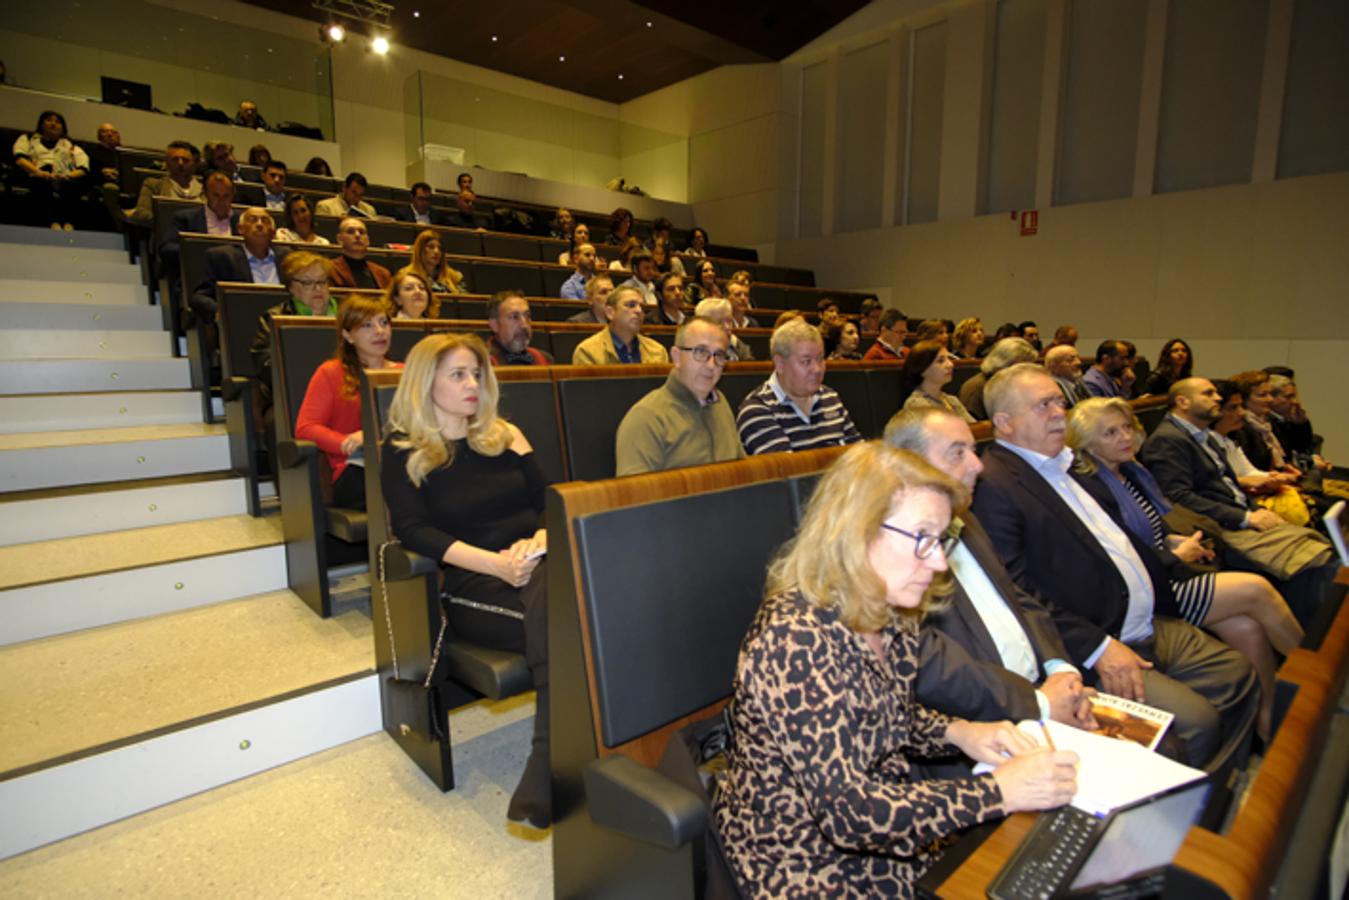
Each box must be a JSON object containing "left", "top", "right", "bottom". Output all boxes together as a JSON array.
[{"left": 713, "top": 442, "right": 1079, "bottom": 898}]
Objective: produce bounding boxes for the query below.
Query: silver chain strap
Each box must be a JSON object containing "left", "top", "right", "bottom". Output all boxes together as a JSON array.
[{"left": 377, "top": 539, "right": 447, "bottom": 689}]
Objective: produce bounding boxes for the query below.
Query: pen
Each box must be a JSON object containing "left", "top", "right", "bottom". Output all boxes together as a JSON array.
[{"left": 1039, "top": 720, "right": 1056, "bottom": 751}]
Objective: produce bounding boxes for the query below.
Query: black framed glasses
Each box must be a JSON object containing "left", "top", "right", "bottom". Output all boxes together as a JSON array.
[
  {"left": 677, "top": 345, "right": 730, "bottom": 365},
  {"left": 880, "top": 523, "right": 958, "bottom": 559}
]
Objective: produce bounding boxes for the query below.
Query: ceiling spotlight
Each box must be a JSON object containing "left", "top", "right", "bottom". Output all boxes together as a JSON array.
[
  {"left": 559, "top": 55, "right": 566, "bottom": 62},
  {"left": 372, "top": 34, "right": 390, "bottom": 54},
  {"left": 412, "top": 10, "right": 419, "bottom": 17},
  {"left": 617, "top": 74, "right": 624, "bottom": 80},
  {"left": 327, "top": 23, "right": 345, "bottom": 41},
  {"left": 646, "top": 20, "right": 653, "bottom": 27},
  {"left": 491, "top": 35, "right": 498, "bottom": 42}
]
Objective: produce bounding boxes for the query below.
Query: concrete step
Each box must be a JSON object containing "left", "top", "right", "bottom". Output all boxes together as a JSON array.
[
  {"left": 0, "top": 245, "right": 141, "bottom": 284},
  {"left": 0, "top": 279, "right": 145, "bottom": 306},
  {"left": 0, "top": 329, "right": 172, "bottom": 359},
  {"left": 0, "top": 390, "right": 202, "bottom": 433},
  {"left": 0, "top": 422, "right": 228, "bottom": 492},
  {"left": 0, "top": 357, "right": 190, "bottom": 394},
  {"left": 0, "top": 300, "right": 164, "bottom": 331},
  {"left": 0, "top": 224, "right": 126, "bottom": 252},
  {"left": 0, "top": 474, "right": 248, "bottom": 545}
]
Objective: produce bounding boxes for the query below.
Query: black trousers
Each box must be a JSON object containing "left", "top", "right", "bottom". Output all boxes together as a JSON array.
[
  {"left": 331, "top": 465, "right": 366, "bottom": 510},
  {"left": 441, "top": 561, "right": 548, "bottom": 674}
]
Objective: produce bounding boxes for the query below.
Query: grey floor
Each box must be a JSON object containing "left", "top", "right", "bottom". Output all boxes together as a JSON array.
[{"left": 0, "top": 695, "right": 553, "bottom": 898}]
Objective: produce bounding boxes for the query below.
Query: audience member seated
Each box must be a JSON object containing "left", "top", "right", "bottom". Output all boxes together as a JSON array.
[
  {"left": 407, "top": 229, "right": 466, "bottom": 293},
  {"left": 202, "top": 140, "right": 241, "bottom": 181},
  {"left": 570, "top": 286, "right": 668, "bottom": 365},
  {"left": 260, "top": 160, "right": 287, "bottom": 210},
  {"left": 1068, "top": 397, "right": 1303, "bottom": 739},
  {"left": 715, "top": 440, "right": 1079, "bottom": 897},
  {"left": 1210, "top": 380, "right": 1318, "bottom": 525},
  {"left": 1079, "top": 340, "right": 1128, "bottom": 398},
  {"left": 169, "top": 170, "right": 236, "bottom": 238},
  {"left": 1045, "top": 344, "right": 1088, "bottom": 408},
  {"left": 902, "top": 341, "right": 976, "bottom": 424},
  {"left": 684, "top": 258, "right": 723, "bottom": 306},
  {"left": 646, "top": 216, "right": 673, "bottom": 250},
  {"left": 295, "top": 295, "right": 396, "bottom": 510},
  {"left": 615, "top": 317, "right": 743, "bottom": 476},
  {"left": 1120, "top": 342, "right": 1141, "bottom": 399},
  {"left": 252, "top": 252, "right": 337, "bottom": 433},
  {"left": 736, "top": 318, "right": 860, "bottom": 454},
  {"left": 605, "top": 206, "right": 634, "bottom": 246},
  {"left": 487, "top": 291, "right": 553, "bottom": 366},
  {"left": 394, "top": 182, "right": 449, "bottom": 226},
  {"left": 684, "top": 226, "right": 709, "bottom": 257},
  {"left": 1266, "top": 372, "right": 1334, "bottom": 474},
  {"left": 816, "top": 298, "right": 843, "bottom": 330},
  {"left": 863, "top": 308, "right": 909, "bottom": 362},
  {"left": 727, "top": 276, "right": 759, "bottom": 329},
  {"left": 316, "top": 172, "right": 375, "bottom": 219},
  {"left": 386, "top": 269, "right": 434, "bottom": 319},
  {"left": 694, "top": 297, "right": 753, "bottom": 361},
  {"left": 885, "top": 408, "right": 1096, "bottom": 729},
  {"left": 457, "top": 171, "right": 473, "bottom": 192},
  {"left": 445, "top": 189, "right": 479, "bottom": 229},
  {"left": 558, "top": 222, "right": 592, "bottom": 267},
  {"left": 913, "top": 318, "right": 950, "bottom": 348},
  {"left": 774, "top": 310, "right": 803, "bottom": 329},
  {"left": 972, "top": 364, "right": 1259, "bottom": 767},
  {"left": 952, "top": 317, "right": 985, "bottom": 360},
  {"left": 992, "top": 322, "right": 1022, "bottom": 344},
  {"left": 1140, "top": 379, "right": 1336, "bottom": 597},
  {"left": 275, "top": 194, "right": 329, "bottom": 245},
  {"left": 190, "top": 206, "right": 285, "bottom": 324},
  {"left": 824, "top": 319, "right": 862, "bottom": 361},
  {"left": 1047, "top": 324, "right": 1078, "bottom": 352},
  {"left": 550, "top": 206, "right": 574, "bottom": 241},
  {"left": 645, "top": 272, "right": 688, "bottom": 326},
  {"left": 859, "top": 298, "right": 883, "bottom": 337},
  {"left": 304, "top": 157, "right": 333, "bottom": 177},
  {"left": 1227, "top": 370, "right": 1302, "bottom": 475},
  {"left": 234, "top": 100, "right": 268, "bottom": 131},
  {"left": 90, "top": 122, "right": 121, "bottom": 185},
  {"left": 607, "top": 236, "right": 643, "bottom": 272},
  {"left": 1020, "top": 321, "right": 1041, "bottom": 352},
  {"left": 12, "top": 110, "right": 89, "bottom": 229},
  {"left": 568, "top": 274, "right": 612, "bottom": 324},
  {"left": 618, "top": 249, "right": 658, "bottom": 306},
  {"left": 559, "top": 242, "right": 598, "bottom": 300},
  {"left": 379, "top": 333, "right": 551, "bottom": 828},
  {"left": 959, "top": 337, "right": 1039, "bottom": 421},
  {"left": 247, "top": 145, "right": 271, "bottom": 169},
  {"left": 328, "top": 217, "right": 391, "bottom": 290},
  {"left": 650, "top": 237, "right": 684, "bottom": 276},
  {"left": 1143, "top": 338, "right": 1193, "bottom": 397}
]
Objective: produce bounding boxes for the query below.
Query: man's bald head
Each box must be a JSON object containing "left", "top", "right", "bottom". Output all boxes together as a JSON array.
[
  {"left": 1169, "top": 377, "right": 1222, "bottom": 426},
  {"left": 1045, "top": 344, "right": 1081, "bottom": 379}
]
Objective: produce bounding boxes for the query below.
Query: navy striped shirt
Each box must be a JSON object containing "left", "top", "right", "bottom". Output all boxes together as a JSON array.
[{"left": 736, "top": 375, "right": 862, "bottom": 455}]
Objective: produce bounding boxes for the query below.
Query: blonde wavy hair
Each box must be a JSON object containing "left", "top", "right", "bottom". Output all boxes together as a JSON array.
[
  {"left": 387, "top": 267, "right": 440, "bottom": 318},
  {"left": 409, "top": 229, "right": 465, "bottom": 294},
  {"left": 386, "top": 333, "right": 512, "bottom": 486},
  {"left": 766, "top": 441, "right": 968, "bottom": 632},
  {"left": 1066, "top": 397, "right": 1143, "bottom": 476}
]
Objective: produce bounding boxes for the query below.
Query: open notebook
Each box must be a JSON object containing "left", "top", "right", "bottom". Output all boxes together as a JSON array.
[{"left": 974, "top": 719, "right": 1204, "bottom": 816}]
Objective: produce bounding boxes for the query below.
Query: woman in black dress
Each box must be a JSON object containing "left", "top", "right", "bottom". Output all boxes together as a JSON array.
[{"left": 381, "top": 333, "right": 551, "bottom": 828}]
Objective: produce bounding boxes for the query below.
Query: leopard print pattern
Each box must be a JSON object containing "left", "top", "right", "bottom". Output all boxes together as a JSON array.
[{"left": 713, "top": 590, "right": 1005, "bottom": 898}]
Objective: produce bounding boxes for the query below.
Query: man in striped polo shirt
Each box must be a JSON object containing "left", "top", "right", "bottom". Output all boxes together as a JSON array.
[{"left": 736, "top": 318, "right": 863, "bottom": 455}]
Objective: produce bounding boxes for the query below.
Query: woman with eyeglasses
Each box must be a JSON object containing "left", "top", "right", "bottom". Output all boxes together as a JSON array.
[
  {"left": 251, "top": 251, "right": 338, "bottom": 433},
  {"left": 714, "top": 441, "right": 1079, "bottom": 898}
]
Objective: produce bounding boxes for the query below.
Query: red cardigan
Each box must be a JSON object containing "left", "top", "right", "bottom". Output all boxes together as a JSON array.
[{"left": 295, "top": 358, "right": 402, "bottom": 482}]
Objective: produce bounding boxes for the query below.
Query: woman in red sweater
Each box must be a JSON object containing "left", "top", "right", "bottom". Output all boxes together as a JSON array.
[{"left": 295, "top": 295, "right": 398, "bottom": 509}]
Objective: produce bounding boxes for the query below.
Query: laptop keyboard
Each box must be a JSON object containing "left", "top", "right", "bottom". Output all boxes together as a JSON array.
[{"left": 987, "top": 806, "right": 1099, "bottom": 899}]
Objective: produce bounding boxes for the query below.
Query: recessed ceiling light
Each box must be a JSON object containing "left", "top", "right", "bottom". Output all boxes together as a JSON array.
[
  {"left": 412, "top": 10, "right": 419, "bottom": 17},
  {"left": 646, "top": 21, "right": 653, "bottom": 27},
  {"left": 491, "top": 35, "right": 498, "bottom": 42},
  {"left": 618, "top": 74, "right": 624, "bottom": 80},
  {"left": 372, "top": 35, "right": 390, "bottom": 54},
  {"left": 559, "top": 55, "right": 566, "bottom": 62},
  {"left": 327, "top": 23, "right": 345, "bottom": 42}
]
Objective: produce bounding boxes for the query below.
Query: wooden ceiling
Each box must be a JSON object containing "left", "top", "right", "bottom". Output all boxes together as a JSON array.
[{"left": 246, "top": 0, "right": 870, "bottom": 103}]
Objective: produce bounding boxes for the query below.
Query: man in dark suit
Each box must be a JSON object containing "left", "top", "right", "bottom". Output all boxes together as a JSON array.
[
  {"left": 189, "top": 207, "right": 287, "bottom": 324},
  {"left": 885, "top": 407, "right": 1096, "bottom": 727},
  {"left": 1140, "top": 377, "right": 1336, "bottom": 618},
  {"left": 970, "top": 363, "right": 1257, "bottom": 767},
  {"left": 160, "top": 171, "right": 240, "bottom": 320},
  {"left": 393, "top": 181, "right": 450, "bottom": 226}
]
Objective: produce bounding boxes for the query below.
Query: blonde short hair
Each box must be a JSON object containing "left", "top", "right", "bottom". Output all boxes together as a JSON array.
[
  {"left": 766, "top": 441, "right": 968, "bottom": 632},
  {"left": 386, "top": 333, "right": 512, "bottom": 486},
  {"left": 1066, "top": 397, "right": 1142, "bottom": 475},
  {"left": 953, "top": 317, "right": 983, "bottom": 349}
]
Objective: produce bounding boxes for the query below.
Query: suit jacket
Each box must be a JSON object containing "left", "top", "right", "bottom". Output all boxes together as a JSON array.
[
  {"left": 329, "top": 255, "right": 392, "bottom": 290},
  {"left": 314, "top": 196, "right": 376, "bottom": 219},
  {"left": 392, "top": 205, "right": 450, "bottom": 226},
  {"left": 163, "top": 206, "right": 239, "bottom": 259},
  {"left": 970, "top": 441, "right": 1177, "bottom": 665},
  {"left": 916, "top": 512, "right": 1072, "bottom": 721},
  {"left": 190, "top": 243, "right": 288, "bottom": 321},
  {"left": 1139, "top": 416, "right": 1252, "bottom": 531}
]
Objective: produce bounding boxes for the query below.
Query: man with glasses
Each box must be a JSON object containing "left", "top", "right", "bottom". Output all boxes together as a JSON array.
[
  {"left": 615, "top": 316, "right": 745, "bottom": 476},
  {"left": 971, "top": 363, "right": 1256, "bottom": 767},
  {"left": 884, "top": 407, "right": 1095, "bottom": 730}
]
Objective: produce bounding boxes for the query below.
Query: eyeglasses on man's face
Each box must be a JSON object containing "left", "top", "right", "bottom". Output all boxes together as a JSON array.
[
  {"left": 880, "top": 523, "right": 958, "bottom": 559},
  {"left": 677, "top": 345, "right": 730, "bottom": 366}
]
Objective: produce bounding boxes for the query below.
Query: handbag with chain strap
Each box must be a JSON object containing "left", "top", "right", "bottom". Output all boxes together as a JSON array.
[{"left": 377, "top": 539, "right": 449, "bottom": 741}]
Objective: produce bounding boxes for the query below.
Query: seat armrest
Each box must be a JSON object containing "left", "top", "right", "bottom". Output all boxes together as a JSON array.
[
  {"left": 384, "top": 545, "right": 438, "bottom": 581},
  {"left": 584, "top": 754, "right": 707, "bottom": 850},
  {"left": 221, "top": 375, "right": 249, "bottom": 403},
  {"left": 277, "top": 439, "right": 317, "bottom": 469}
]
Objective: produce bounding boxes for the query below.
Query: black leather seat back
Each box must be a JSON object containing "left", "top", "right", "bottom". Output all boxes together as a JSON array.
[
  {"left": 556, "top": 374, "right": 666, "bottom": 480},
  {"left": 218, "top": 286, "right": 286, "bottom": 378},
  {"left": 718, "top": 371, "right": 768, "bottom": 413},
  {"left": 439, "top": 230, "right": 483, "bottom": 257},
  {"left": 574, "top": 480, "right": 797, "bottom": 747},
  {"left": 471, "top": 261, "right": 544, "bottom": 297},
  {"left": 865, "top": 367, "right": 906, "bottom": 436},
  {"left": 483, "top": 234, "right": 538, "bottom": 261},
  {"left": 275, "top": 322, "right": 337, "bottom": 439},
  {"left": 825, "top": 369, "right": 876, "bottom": 437},
  {"left": 498, "top": 378, "right": 567, "bottom": 484},
  {"left": 549, "top": 327, "right": 603, "bottom": 364}
]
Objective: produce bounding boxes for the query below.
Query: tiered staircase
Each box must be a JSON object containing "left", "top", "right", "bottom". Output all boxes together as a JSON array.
[{"left": 0, "top": 225, "right": 379, "bottom": 860}]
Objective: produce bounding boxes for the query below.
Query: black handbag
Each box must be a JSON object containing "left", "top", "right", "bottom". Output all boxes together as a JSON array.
[{"left": 377, "top": 540, "right": 448, "bottom": 741}]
